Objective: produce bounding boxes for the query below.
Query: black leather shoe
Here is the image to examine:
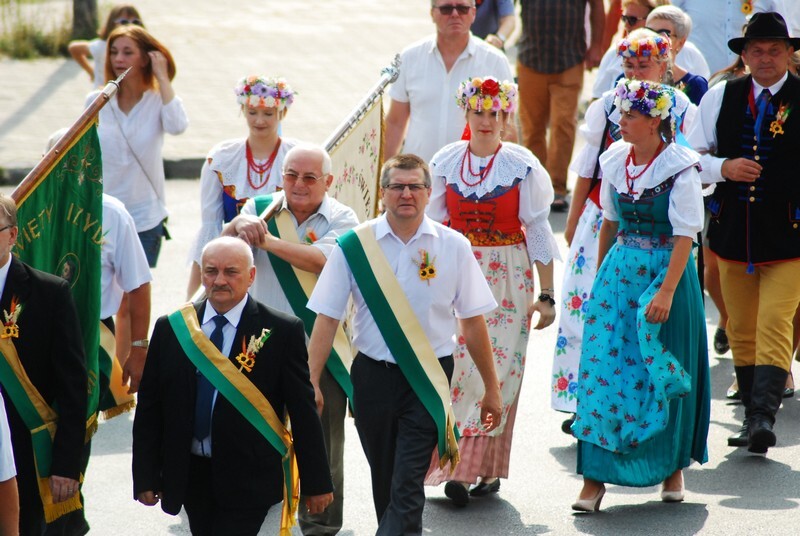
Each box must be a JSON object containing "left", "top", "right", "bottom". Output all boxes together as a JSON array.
[
  {"left": 469, "top": 479, "right": 500, "bottom": 496},
  {"left": 748, "top": 416, "right": 776, "bottom": 454},
  {"left": 561, "top": 414, "right": 576, "bottom": 435},
  {"left": 727, "top": 419, "right": 749, "bottom": 447},
  {"left": 713, "top": 328, "right": 730, "bottom": 354},
  {"left": 444, "top": 481, "right": 469, "bottom": 507}
]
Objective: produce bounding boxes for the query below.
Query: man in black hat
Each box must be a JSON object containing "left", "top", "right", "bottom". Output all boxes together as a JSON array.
[{"left": 688, "top": 12, "right": 800, "bottom": 455}]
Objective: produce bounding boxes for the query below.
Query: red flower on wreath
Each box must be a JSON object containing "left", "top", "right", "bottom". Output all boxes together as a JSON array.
[{"left": 481, "top": 78, "right": 500, "bottom": 97}]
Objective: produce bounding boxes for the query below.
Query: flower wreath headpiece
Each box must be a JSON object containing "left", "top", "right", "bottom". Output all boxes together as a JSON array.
[
  {"left": 613, "top": 79, "right": 674, "bottom": 120},
  {"left": 234, "top": 75, "right": 296, "bottom": 110},
  {"left": 456, "top": 76, "right": 518, "bottom": 113},
  {"left": 616, "top": 34, "right": 671, "bottom": 58}
]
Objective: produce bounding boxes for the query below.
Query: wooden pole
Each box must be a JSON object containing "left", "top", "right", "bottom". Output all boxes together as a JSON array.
[{"left": 11, "top": 68, "right": 130, "bottom": 203}]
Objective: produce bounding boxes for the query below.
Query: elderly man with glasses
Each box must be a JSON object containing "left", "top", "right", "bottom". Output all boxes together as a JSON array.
[
  {"left": 223, "top": 144, "right": 358, "bottom": 536},
  {"left": 384, "top": 0, "right": 514, "bottom": 164}
]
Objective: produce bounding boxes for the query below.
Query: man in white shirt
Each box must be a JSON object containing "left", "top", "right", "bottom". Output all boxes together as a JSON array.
[
  {"left": 385, "top": 0, "right": 514, "bottom": 163},
  {"left": 306, "top": 154, "right": 502, "bottom": 535},
  {"left": 687, "top": 12, "right": 800, "bottom": 455},
  {"left": 223, "top": 145, "right": 358, "bottom": 536},
  {"left": 0, "top": 389, "right": 18, "bottom": 536}
]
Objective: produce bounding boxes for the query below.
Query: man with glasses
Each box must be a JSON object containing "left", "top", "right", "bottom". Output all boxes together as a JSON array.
[
  {"left": 0, "top": 195, "right": 88, "bottom": 534},
  {"left": 223, "top": 144, "right": 358, "bottom": 536},
  {"left": 306, "top": 154, "right": 502, "bottom": 535},
  {"left": 385, "top": 0, "right": 514, "bottom": 163},
  {"left": 517, "top": 0, "right": 605, "bottom": 213}
]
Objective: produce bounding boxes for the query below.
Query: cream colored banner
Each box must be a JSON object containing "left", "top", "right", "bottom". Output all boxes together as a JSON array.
[{"left": 329, "top": 100, "right": 383, "bottom": 221}]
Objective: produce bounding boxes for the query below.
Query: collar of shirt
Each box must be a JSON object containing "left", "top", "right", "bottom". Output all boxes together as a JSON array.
[
  {"left": 428, "top": 32, "right": 476, "bottom": 58},
  {"left": 202, "top": 294, "right": 249, "bottom": 329},
  {"left": 752, "top": 71, "right": 789, "bottom": 97},
  {"left": 375, "top": 213, "right": 440, "bottom": 243},
  {"left": 0, "top": 254, "right": 13, "bottom": 299},
  {"left": 278, "top": 193, "right": 332, "bottom": 225}
]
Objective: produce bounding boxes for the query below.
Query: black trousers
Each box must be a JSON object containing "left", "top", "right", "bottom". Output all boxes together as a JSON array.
[
  {"left": 351, "top": 353, "right": 453, "bottom": 536},
  {"left": 183, "top": 455, "right": 270, "bottom": 536}
]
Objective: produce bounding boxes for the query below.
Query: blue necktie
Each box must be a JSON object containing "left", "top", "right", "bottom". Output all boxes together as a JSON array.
[
  {"left": 194, "top": 314, "right": 227, "bottom": 440},
  {"left": 754, "top": 89, "right": 771, "bottom": 144}
]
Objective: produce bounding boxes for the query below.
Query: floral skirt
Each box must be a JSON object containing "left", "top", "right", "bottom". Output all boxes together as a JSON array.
[
  {"left": 425, "top": 242, "right": 533, "bottom": 482},
  {"left": 551, "top": 200, "right": 603, "bottom": 412},
  {"left": 574, "top": 238, "right": 710, "bottom": 487}
]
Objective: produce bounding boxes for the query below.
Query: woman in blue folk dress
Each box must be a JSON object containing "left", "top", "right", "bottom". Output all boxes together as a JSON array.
[{"left": 572, "top": 79, "right": 710, "bottom": 512}]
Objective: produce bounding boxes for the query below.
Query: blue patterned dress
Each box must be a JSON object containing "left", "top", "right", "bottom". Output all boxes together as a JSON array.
[{"left": 574, "top": 141, "right": 710, "bottom": 487}]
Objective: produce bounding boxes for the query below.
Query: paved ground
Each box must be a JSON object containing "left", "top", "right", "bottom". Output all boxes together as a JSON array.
[{"left": 1, "top": 1, "right": 799, "bottom": 534}]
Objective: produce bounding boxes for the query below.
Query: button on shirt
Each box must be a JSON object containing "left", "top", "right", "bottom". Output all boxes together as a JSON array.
[
  {"left": 190, "top": 295, "right": 248, "bottom": 457},
  {"left": 239, "top": 194, "right": 359, "bottom": 318},
  {"left": 387, "top": 34, "right": 513, "bottom": 163},
  {"left": 307, "top": 215, "right": 497, "bottom": 363}
]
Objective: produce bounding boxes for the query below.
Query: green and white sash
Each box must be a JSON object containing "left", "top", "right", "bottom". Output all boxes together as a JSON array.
[
  {"left": 168, "top": 304, "right": 298, "bottom": 536},
  {"left": 255, "top": 194, "right": 354, "bottom": 402},
  {"left": 337, "top": 224, "right": 460, "bottom": 469}
]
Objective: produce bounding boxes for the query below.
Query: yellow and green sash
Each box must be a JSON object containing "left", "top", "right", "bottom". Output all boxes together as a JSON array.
[
  {"left": 168, "top": 304, "right": 298, "bottom": 536},
  {"left": 97, "top": 322, "right": 136, "bottom": 420},
  {"left": 337, "top": 224, "right": 460, "bottom": 469},
  {"left": 255, "top": 195, "right": 354, "bottom": 403},
  {"left": 0, "top": 338, "right": 83, "bottom": 522}
]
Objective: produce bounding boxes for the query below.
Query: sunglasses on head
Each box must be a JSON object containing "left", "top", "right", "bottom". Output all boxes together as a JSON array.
[
  {"left": 621, "top": 14, "right": 646, "bottom": 26},
  {"left": 646, "top": 27, "right": 672, "bottom": 38},
  {"left": 114, "top": 18, "right": 143, "bottom": 26},
  {"left": 436, "top": 4, "right": 472, "bottom": 15}
]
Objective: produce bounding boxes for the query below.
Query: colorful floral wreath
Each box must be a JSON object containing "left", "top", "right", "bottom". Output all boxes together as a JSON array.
[
  {"left": 616, "top": 34, "right": 671, "bottom": 58},
  {"left": 613, "top": 79, "right": 674, "bottom": 120},
  {"left": 456, "top": 76, "right": 517, "bottom": 113},
  {"left": 234, "top": 75, "right": 295, "bottom": 110}
]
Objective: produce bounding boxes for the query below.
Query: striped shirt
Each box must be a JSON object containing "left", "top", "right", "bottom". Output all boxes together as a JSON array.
[{"left": 518, "top": 0, "right": 588, "bottom": 73}]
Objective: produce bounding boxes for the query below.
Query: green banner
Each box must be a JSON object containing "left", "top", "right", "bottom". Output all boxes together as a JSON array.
[{"left": 15, "top": 123, "right": 103, "bottom": 422}]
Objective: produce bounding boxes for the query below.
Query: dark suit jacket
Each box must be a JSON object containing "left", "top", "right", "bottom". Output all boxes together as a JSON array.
[
  {"left": 132, "top": 295, "right": 333, "bottom": 515},
  {"left": 0, "top": 257, "right": 88, "bottom": 492}
]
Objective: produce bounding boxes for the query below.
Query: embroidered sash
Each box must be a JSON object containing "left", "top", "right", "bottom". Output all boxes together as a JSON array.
[
  {"left": 254, "top": 195, "right": 354, "bottom": 403},
  {"left": 97, "top": 322, "right": 136, "bottom": 419},
  {"left": 168, "top": 304, "right": 298, "bottom": 536},
  {"left": 337, "top": 224, "right": 460, "bottom": 469},
  {"left": 0, "top": 338, "right": 83, "bottom": 522}
]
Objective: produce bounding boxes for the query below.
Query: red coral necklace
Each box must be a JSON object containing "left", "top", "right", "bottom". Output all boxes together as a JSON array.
[
  {"left": 625, "top": 140, "right": 663, "bottom": 194},
  {"left": 460, "top": 142, "right": 502, "bottom": 187},
  {"left": 246, "top": 139, "right": 282, "bottom": 189}
]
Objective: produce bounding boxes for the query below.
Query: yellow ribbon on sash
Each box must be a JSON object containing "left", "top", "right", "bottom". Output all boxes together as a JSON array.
[{"left": 98, "top": 322, "right": 136, "bottom": 419}]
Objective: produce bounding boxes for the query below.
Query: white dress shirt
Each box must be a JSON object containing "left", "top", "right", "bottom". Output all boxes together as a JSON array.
[
  {"left": 190, "top": 295, "right": 248, "bottom": 457},
  {"left": 686, "top": 72, "right": 788, "bottom": 184},
  {"left": 388, "top": 34, "right": 513, "bottom": 162},
  {"left": 308, "top": 215, "right": 497, "bottom": 363}
]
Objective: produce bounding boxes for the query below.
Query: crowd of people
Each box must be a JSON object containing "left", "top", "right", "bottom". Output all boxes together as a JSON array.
[{"left": 1, "top": 1, "right": 800, "bottom": 535}]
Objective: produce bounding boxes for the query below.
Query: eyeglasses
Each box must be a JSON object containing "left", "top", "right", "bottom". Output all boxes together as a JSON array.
[
  {"left": 0, "top": 225, "right": 13, "bottom": 233},
  {"left": 114, "top": 18, "right": 143, "bottom": 26},
  {"left": 384, "top": 183, "right": 429, "bottom": 192},
  {"left": 283, "top": 171, "right": 326, "bottom": 185},
  {"left": 435, "top": 4, "right": 472, "bottom": 16},
  {"left": 646, "top": 27, "right": 672, "bottom": 38},
  {"left": 621, "top": 15, "right": 646, "bottom": 26}
]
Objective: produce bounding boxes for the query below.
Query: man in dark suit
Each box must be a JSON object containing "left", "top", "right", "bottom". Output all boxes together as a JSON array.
[
  {"left": 132, "top": 236, "right": 333, "bottom": 535},
  {"left": 0, "top": 195, "right": 88, "bottom": 535}
]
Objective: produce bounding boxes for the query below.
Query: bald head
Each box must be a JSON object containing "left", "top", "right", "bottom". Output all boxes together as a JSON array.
[{"left": 201, "top": 237, "right": 255, "bottom": 313}]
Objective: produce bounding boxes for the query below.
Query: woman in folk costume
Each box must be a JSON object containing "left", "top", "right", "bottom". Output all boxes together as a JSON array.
[
  {"left": 572, "top": 79, "right": 710, "bottom": 512},
  {"left": 551, "top": 28, "right": 695, "bottom": 433},
  {"left": 186, "top": 75, "right": 298, "bottom": 297},
  {"left": 425, "top": 76, "right": 560, "bottom": 506}
]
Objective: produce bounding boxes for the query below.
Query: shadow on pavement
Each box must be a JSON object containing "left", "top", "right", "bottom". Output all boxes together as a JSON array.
[
  {"left": 572, "top": 501, "right": 708, "bottom": 535},
  {"left": 425, "top": 493, "right": 547, "bottom": 534}
]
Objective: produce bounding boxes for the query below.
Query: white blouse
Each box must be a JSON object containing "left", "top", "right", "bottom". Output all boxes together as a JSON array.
[
  {"left": 427, "top": 141, "right": 560, "bottom": 265},
  {"left": 599, "top": 141, "right": 705, "bottom": 238},
  {"left": 90, "top": 89, "right": 189, "bottom": 232}
]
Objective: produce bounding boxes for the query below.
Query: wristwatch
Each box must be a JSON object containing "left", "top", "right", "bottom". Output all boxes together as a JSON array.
[
  {"left": 131, "top": 339, "right": 149, "bottom": 349},
  {"left": 538, "top": 293, "right": 556, "bottom": 307}
]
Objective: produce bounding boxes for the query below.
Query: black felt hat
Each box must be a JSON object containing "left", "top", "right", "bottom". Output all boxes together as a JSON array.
[{"left": 728, "top": 12, "right": 800, "bottom": 54}]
